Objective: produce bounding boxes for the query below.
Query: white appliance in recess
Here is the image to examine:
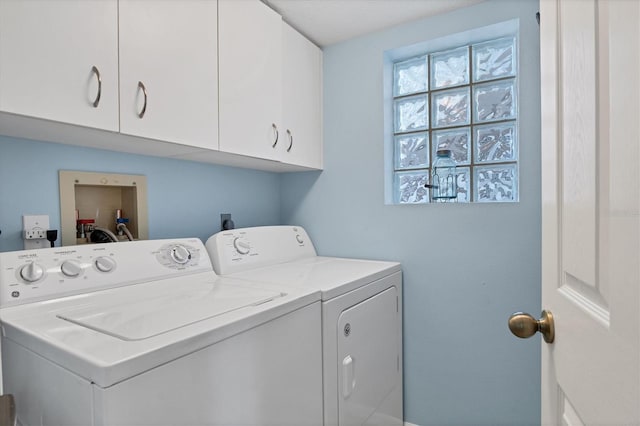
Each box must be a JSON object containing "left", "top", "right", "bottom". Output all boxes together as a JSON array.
[
  {"left": 0, "top": 238, "right": 322, "bottom": 426},
  {"left": 206, "top": 226, "right": 403, "bottom": 426}
]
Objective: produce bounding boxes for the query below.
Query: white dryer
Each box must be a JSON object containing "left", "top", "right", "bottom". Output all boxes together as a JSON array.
[
  {"left": 206, "top": 226, "right": 403, "bottom": 426},
  {"left": 0, "top": 238, "right": 323, "bottom": 425}
]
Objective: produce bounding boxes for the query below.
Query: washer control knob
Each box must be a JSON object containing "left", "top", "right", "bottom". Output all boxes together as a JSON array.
[
  {"left": 20, "top": 261, "right": 45, "bottom": 283},
  {"left": 60, "top": 260, "right": 82, "bottom": 278},
  {"left": 95, "top": 256, "right": 116, "bottom": 273},
  {"left": 233, "top": 237, "right": 250, "bottom": 255},
  {"left": 296, "top": 234, "right": 304, "bottom": 244},
  {"left": 170, "top": 245, "right": 191, "bottom": 264}
]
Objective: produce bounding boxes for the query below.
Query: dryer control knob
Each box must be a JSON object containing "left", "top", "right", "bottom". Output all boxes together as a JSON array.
[
  {"left": 60, "top": 260, "right": 82, "bottom": 278},
  {"left": 170, "top": 245, "right": 192, "bottom": 264},
  {"left": 296, "top": 234, "right": 304, "bottom": 244},
  {"left": 95, "top": 256, "right": 116, "bottom": 273},
  {"left": 233, "top": 237, "right": 250, "bottom": 255},
  {"left": 20, "top": 261, "right": 45, "bottom": 283}
]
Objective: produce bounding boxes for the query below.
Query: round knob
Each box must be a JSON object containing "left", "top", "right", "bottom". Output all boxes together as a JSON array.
[
  {"left": 295, "top": 234, "right": 304, "bottom": 244},
  {"left": 20, "top": 262, "right": 45, "bottom": 283},
  {"left": 508, "top": 310, "right": 555, "bottom": 343},
  {"left": 170, "top": 245, "right": 191, "bottom": 264},
  {"left": 233, "top": 237, "right": 250, "bottom": 255},
  {"left": 94, "top": 256, "right": 116, "bottom": 273},
  {"left": 60, "top": 260, "right": 82, "bottom": 278}
]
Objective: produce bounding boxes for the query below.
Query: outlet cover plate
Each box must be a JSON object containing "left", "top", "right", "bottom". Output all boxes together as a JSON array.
[
  {"left": 220, "top": 213, "right": 232, "bottom": 231},
  {"left": 23, "top": 214, "right": 50, "bottom": 249}
]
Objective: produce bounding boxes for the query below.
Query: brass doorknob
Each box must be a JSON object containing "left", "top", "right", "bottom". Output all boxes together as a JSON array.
[{"left": 508, "top": 310, "right": 555, "bottom": 343}]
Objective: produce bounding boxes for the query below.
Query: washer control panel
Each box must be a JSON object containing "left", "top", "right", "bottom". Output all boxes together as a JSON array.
[
  {"left": 0, "top": 238, "right": 212, "bottom": 308},
  {"left": 205, "top": 226, "right": 317, "bottom": 275}
]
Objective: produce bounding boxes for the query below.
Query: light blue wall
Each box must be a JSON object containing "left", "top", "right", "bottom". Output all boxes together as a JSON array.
[
  {"left": 0, "top": 136, "right": 281, "bottom": 252},
  {"left": 281, "top": 1, "right": 541, "bottom": 425},
  {"left": 1, "top": 1, "right": 540, "bottom": 423}
]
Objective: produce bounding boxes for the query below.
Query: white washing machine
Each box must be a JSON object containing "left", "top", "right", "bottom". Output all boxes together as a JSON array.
[
  {"left": 206, "top": 226, "right": 403, "bottom": 426},
  {"left": 0, "top": 238, "right": 323, "bottom": 425}
]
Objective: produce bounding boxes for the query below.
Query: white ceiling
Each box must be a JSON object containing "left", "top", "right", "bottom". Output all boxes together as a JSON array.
[{"left": 264, "top": 0, "right": 485, "bottom": 47}]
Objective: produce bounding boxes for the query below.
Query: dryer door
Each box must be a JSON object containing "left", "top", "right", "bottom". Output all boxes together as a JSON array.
[{"left": 337, "top": 286, "right": 401, "bottom": 426}]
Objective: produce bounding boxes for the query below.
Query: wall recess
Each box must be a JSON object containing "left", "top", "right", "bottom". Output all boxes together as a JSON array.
[{"left": 59, "top": 171, "right": 149, "bottom": 246}]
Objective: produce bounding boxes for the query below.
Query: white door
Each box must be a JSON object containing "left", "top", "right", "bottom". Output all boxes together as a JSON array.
[
  {"left": 539, "top": 0, "right": 640, "bottom": 424},
  {"left": 218, "top": 0, "right": 283, "bottom": 161},
  {"left": 282, "top": 23, "right": 323, "bottom": 169},
  {"left": 0, "top": 0, "right": 118, "bottom": 131},
  {"left": 119, "top": 0, "right": 218, "bottom": 150}
]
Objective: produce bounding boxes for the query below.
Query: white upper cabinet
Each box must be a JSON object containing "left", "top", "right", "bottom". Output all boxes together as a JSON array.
[
  {"left": 218, "top": 0, "right": 323, "bottom": 169},
  {"left": 0, "top": 0, "right": 119, "bottom": 131},
  {"left": 0, "top": 0, "right": 321, "bottom": 171},
  {"left": 118, "top": 0, "right": 218, "bottom": 150},
  {"left": 218, "top": 0, "right": 283, "bottom": 161},
  {"left": 281, "top": 23, "right": 323, "bottom": 169}
]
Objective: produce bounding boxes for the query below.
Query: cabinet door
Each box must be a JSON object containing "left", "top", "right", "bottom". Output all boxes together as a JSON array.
[
  {"left": 119, "top": 0, "right": 218, "bottom": 150},
  {"left": 282, "top": 23, "right": 323, "bottom": 169},
  {"left": 0, "top": 0, "right": 118, "bottom": 131},
  {"left": 218, "top": 0, "right": 283, "bottom": 161}
]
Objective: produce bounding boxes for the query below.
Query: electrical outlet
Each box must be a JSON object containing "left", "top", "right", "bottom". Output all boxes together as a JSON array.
[
  {"left": 23, "top": 214, "right": 50, "bottom": 250},
  {"left": 220, "top": 213, "right": 234, "bottom": 230},
  {"left": 24, "top": 229, "right": 47, "bottom": 239}
]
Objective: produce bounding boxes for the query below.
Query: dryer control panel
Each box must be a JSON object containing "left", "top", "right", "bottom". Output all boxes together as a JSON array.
[
  {"left": 0, "top": 238, "right": 212, "bottom": 308},
  {"left": 206, "top": 226, "right": 317, "bottom": 275}
]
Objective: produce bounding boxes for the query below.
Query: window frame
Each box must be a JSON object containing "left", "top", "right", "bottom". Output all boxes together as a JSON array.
[{"left": 391, "top": 35, "right": 520, "bottom": 204}]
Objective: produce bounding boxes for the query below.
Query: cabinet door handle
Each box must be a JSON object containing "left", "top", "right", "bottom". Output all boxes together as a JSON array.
[
  {"left": 91, "top": 66, "right": 102, "bottom": 108},
  {"left": 271, "top": 123, "right": 279, "bottom": 148},
  {"left": 286, "top": 129, "right": 293, "bottom": 152},
  {"left": 137, "top": 81, "right": 148, "bottom": 119}
]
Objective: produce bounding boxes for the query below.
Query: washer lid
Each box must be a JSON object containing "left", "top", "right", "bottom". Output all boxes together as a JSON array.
[{"left": 56, "top": 280, "right": 282, "bottom": 341}]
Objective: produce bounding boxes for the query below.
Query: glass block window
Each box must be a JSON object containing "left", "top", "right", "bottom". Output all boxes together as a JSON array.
[{"left": 392, "top": 36, "right": 518, "bottom": 203}]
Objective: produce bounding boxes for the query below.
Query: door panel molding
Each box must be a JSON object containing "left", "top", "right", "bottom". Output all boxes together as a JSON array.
[
  {"left": 559, "top": 387, "right": 586, "bottom": 426},
  {"left": 558, "top": 274, "right": 609, "bottom": 328}
]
